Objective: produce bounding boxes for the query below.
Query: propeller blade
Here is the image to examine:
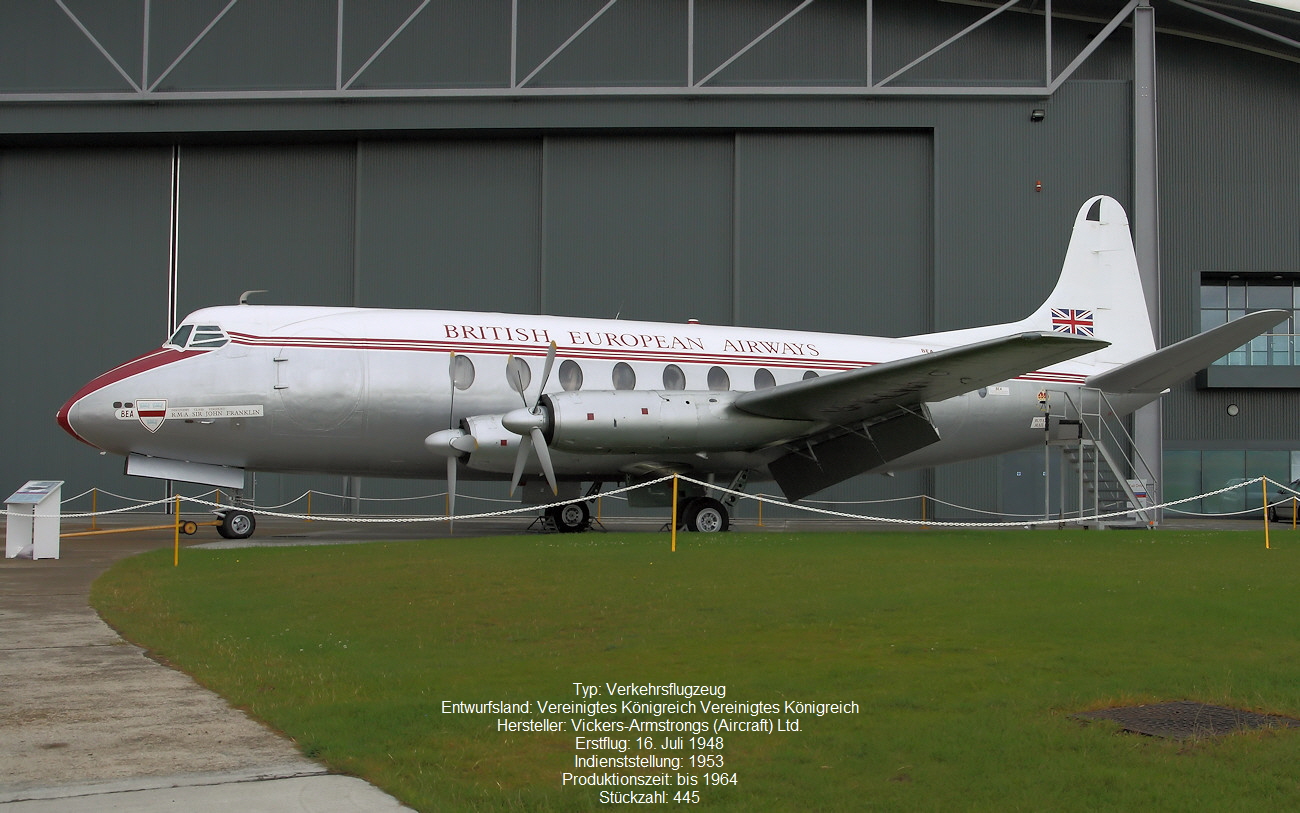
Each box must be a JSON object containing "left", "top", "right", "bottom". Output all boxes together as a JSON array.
[
  {"left": 446, "top": 351, "right": 458, "bottom": 534},
  {"left": 446, "top": 455, "right": 457, "bottom": 533},
  {"left": 509, "top": 433, "right": 533, "bottom": 497},
  {"left": 448, "top": 352, "right": 457, "bottom": 426},
  {"left": 533, "top": 341, "right": 557, "bottom": 409},
  {"left": 506, "top": 342, "right": 558, "bottom": 497},
  {"left": 530, "top": 426, "right": 558, "bottom": 495},
  {"left": 506, "top": 354, "right": 529, "bottom": 409}
]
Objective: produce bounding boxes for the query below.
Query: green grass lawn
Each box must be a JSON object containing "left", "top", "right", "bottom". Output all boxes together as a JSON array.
[{"left": 91, "top": 529, "right": 1300, "bottom": 811}]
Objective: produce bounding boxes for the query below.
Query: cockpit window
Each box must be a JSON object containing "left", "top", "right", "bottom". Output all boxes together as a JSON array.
[
  {"left": 166, "top": 323, "right": 228, "bottom": 350},
  {"left": 166, "top": 324, "right": 193, "bottom": 349},
  {"left": 189, "top": 325, "right": 229, "bottom": 348}
]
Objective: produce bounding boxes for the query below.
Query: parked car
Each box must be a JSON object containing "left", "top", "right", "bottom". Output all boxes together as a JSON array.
[
  {"left": 1202, "top": 477, "right": 1300, "bottom": 521},
  {"left": 1268, "top": 479, "right": 1300, "bottom": 524}
]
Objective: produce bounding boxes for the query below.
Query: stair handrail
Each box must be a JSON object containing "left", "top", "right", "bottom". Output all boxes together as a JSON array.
[{"left": 1048, "top": 388, "right": 1155, "bottom": 525}]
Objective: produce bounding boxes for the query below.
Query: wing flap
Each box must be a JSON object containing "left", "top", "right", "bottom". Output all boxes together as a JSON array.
[
  {"left": 769, "top": 409, "right": 941, "bottom": 501},
  {"left": 734, "top": 332, "right": 1108, "bottom": 425}
]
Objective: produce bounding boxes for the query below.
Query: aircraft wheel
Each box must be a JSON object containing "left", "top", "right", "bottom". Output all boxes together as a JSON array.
[
  {"left": 549, "top": 502, "right": 590, "bottom": 533},
  {"left": 683, "top": 497, "right": 729, "bottom": 533},
  {"left": 219, "top": 510, "right": 256, "bottom": 540}
]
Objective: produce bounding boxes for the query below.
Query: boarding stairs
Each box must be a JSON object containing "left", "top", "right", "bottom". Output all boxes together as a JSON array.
[{"left": 1045, "top": 388, "right": 1156, "bottom": 529}]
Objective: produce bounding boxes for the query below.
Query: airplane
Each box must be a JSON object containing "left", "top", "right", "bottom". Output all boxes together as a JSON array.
[{"left": 57, "top": 196, "right": 1286, "bottom": 539}]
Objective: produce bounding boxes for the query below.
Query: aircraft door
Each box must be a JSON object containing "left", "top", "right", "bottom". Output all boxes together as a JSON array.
[{"left": 272, "top": 344, "right": 368, "bottom": 435}]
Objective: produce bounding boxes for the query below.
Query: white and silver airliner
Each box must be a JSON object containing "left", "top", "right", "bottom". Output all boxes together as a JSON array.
[{"left": 57, "top": 196, "right": 1284, "bottom": 538}]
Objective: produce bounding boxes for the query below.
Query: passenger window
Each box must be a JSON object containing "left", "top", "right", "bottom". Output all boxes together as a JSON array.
[
  {"left": 754, "top": 369, "right": 776, "bottom": 389},
  {"left": 507, "top": 357, "right": 532, "bottom": 393},
  {"left": 613, "top": 362, "right": 636, "bottom": 390},
  {"left": 452, "top": 355, "right": 475, "bottom": 390},
  {"left": 559, "top": 359, "right": 583, "bottom": 391},
  {"left": 707, "top": 366, "right": 730, "bottom": 391},
  {"left": 663, "top": 364, "right": 686, "bottom": 390},
  {"left": 803, "top": 370, "right": 820, "bottom": 380},
  {"left": 166, "top": 324, "right": 193, "bottom": 349}
]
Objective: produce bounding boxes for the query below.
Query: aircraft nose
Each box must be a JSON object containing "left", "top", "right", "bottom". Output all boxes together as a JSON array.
[
  {"left": 55, "top": 346, "right": 183, "bottom": 449},
  {"left": 57, "top": 385, "right": 105, "bottom": 448}
]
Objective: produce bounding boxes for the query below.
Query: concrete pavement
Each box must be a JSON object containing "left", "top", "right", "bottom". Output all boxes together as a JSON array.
[{"left": 0, "top": 524, "right": 411, "bottom": 812}]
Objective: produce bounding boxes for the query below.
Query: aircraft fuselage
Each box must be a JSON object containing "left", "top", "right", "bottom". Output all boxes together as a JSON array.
[{"left": 57, "top": 305, "right": 1143, "bottom": 487}]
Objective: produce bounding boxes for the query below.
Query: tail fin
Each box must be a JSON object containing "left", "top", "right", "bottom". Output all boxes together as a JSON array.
[{"left": 1018, "top": 195, "right": 1156, "bottom": 366}]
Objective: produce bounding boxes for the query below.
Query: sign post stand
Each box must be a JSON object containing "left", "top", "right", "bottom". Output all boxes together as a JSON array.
[{"left": 5, "top": 480, "right": 64, "bottom": 559}]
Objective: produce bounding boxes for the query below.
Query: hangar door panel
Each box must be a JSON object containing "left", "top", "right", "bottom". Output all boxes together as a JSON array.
[
  {"left": 543, "top": 136, "right": 733, "bottom": 323},
  {"left": 735, "top": 133, "right": 932, "bottom": 337},
  {"left": 0, "top": 148, "right": 172, "bottom": 499},
  {"left": 175, "top": 145, "right": 356, "bottom": 313},
  {"left": 355, "top": 140, "right": 542, "bottom": 311}
]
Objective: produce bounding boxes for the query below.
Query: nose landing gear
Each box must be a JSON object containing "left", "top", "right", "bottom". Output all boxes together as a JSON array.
[{"left": 546, "top": 501, "right": 591, "bottom": 533}]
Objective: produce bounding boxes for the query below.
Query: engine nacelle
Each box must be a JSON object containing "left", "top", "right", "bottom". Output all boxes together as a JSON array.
[
  {"left": 459, "top": 413, "right": 525, "bottom": 474},
  {"left": 542, "top": 390, "right": 813, "bottom": 454}
]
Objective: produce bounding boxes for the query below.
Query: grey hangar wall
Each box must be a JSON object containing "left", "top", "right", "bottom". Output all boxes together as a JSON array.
[{"left": 2, "top": 0, "right": 1297, "bottom": 520}]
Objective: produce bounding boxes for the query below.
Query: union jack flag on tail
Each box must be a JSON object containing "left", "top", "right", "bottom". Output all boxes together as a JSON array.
[{"left": 1051, "top": 308, "right": 1094, "bottom": 337}]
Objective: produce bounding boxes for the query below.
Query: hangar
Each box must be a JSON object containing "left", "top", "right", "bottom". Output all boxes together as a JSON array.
[{"left": 3, "top": 0, "right": 1298, "bottom": 522}]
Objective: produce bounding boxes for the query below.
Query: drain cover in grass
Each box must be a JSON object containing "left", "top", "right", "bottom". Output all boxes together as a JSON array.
[{"left": 1075, "top": 701, "right": 1300, "bottom": 739}]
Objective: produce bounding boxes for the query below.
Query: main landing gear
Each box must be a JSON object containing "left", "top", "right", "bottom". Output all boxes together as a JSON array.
[
  {"left": 678, "top": 497, "right": 729, "bottom": 532},
  {"left": 215, "top": 508, "right": 256, "bottom": 540},
  {"left": 673, "top": 471, "right": 748, "bottom": 533}
]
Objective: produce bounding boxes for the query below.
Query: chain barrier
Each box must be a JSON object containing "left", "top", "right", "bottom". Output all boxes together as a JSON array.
[
  {"left": 7, "top": 475, "right": 1293, "bottom": 529},
  {"left": 670, "top": 474, "right": 1268, "bottom": 529}
]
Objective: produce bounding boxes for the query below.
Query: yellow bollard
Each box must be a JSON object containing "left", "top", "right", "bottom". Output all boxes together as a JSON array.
[
  {"left": 173, "top": 495, "right": 181, "bottom": 567},
  {"left": 1264, "top": 479, "right": 1271, "bottom": 550},
  {"left": 757, "top": 497, "right": 764, "bottom": 527},
  {"left": 307, "top": 490, "right": 313, "bottom": 522},
  {"left": 91, "top": 488, "right": 98, "bottom": 531},
  {"left": 922, "top": 494, "right": 929, "bottom": 530},
  {"left": 671, "top": 476, "right": 678, "bottom": 553}
]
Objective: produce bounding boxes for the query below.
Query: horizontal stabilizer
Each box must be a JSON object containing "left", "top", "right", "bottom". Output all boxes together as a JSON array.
[{"left": 1086, "top": 310, "right": 1289, "bottom": 394}]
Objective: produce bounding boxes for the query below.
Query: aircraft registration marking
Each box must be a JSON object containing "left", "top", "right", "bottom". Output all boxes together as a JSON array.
[{"left": 117, "top": 404, "right": 265, "bottom": 421}]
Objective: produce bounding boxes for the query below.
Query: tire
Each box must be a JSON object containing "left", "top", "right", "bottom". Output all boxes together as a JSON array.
[
  {"left": 548, "top": 502, "right": 590, "bottom": 533},
  {"left": 676, "top": 498, "right": 697, "bottom": 529},
  {"left": 219, "top": 510, "right": 256, "bottom": 540},
  {"left": 684, "top": 497, "right": 729, "bottom": 533}
]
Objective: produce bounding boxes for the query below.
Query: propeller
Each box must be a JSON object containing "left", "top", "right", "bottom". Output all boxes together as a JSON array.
[
  {"left": 502, "top": 341, "right": 558, "bottom": 496},
  {"left": 424, "top": 352, "right": 477, "bottom": 530}
]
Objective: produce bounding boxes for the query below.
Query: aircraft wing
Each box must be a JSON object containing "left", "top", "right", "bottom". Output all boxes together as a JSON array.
[{"left": 734, "top": 332, "right": 1108, "bottom": 425}]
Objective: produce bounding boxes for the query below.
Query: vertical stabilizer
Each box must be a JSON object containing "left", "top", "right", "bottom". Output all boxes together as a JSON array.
[{"left": 1019, "top": 195, "right": 1156, "bottom": 366}]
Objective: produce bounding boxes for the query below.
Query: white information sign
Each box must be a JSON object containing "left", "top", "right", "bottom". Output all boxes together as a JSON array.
[{"left": 6, "top": 480, "right": 63, "bottom": 559}]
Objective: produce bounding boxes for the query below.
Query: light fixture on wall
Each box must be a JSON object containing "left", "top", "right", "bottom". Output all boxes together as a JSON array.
[
  {"left": 1030, "top": 109, "right": 1045, "bottom": 122},
  {"left": 1227, "top": 404, "right": 1240, "bottom": 417}
]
